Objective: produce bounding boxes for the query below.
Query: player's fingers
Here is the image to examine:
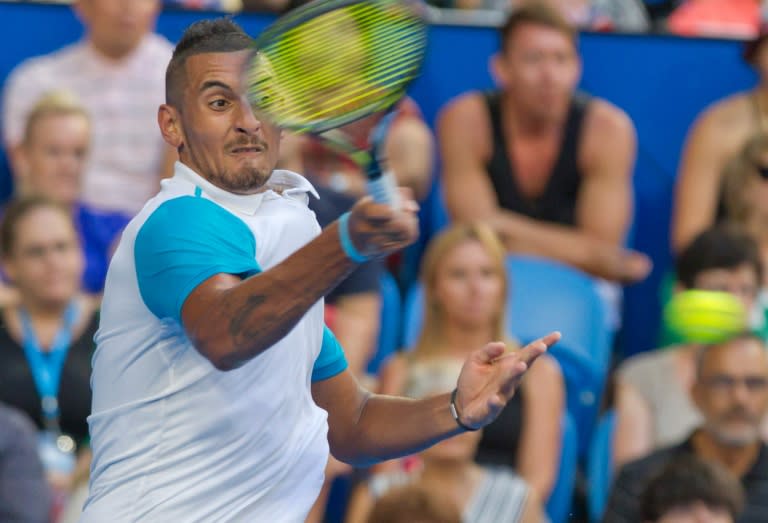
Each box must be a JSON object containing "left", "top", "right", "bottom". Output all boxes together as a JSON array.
[
  {"left": 498, "top": 359, "right": 528, "bottom": 398},
  {"left": 472, "top": 341, "right": 507, "bottom": 365},
  {"left": 366, "top": 203, "right": 397, "bottom": 222},
  {"left": 516, "top": 332, "right": 560, "bottom": 365}
]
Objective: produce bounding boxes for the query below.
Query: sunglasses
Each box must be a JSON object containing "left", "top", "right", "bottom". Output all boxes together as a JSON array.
[
  {"left": 702, "top": 374, "right": 768, "bottom": 392},
  {"left": 755, "top": 164, "right": 768, "bottom": 179}
]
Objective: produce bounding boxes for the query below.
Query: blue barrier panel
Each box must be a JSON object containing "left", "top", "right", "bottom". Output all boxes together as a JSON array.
[{"left": 0, "top": 2, "right": 758, "bottom": 356}]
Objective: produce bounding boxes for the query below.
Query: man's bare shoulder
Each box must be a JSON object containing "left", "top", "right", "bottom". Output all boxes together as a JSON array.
[
  {"left": 583, "top": 97, "right": 635, "bottom": 140},
  {"left": 579, "top": 98, "right": 636, "bottom": 172},
  {"left": 436, "top": 91, "right": 492, "bottom": 158},
  {"left": 693, "top": 91, "right": 755, "bottom": 131},
  {"left": 437, "top": 91, "right": 489, "bottom": 127}
]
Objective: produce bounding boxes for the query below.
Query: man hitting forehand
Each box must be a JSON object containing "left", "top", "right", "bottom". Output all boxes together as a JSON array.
[{"left": 81, "top": 19, "right": 559, "bottom": 523}]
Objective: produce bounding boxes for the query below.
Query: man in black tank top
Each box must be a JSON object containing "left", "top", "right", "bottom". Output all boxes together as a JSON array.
[{"left": 437, "top": 4, "right": 650, "bottom": 283}]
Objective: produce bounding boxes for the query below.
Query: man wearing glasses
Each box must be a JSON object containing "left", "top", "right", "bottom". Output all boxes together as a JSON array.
[{"left": 604, "top": 332, "right": 768, "bottom": 523}]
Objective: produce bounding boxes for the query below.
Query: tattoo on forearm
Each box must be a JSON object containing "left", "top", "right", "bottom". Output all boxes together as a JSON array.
[
  {"left": 229, "top": 294, "right": 268, "bottom": 343},
  {"left": 227, "top": 292, "right": 310, "bottom": 356}
]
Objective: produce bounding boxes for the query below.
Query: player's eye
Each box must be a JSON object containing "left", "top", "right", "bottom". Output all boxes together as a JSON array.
[{"left": 209, "top": 99, "right": 231, "bottom": 110}]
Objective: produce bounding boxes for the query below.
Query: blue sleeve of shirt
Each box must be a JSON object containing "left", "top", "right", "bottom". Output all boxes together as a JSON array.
[
  {"left": 135, "top": 196, "right": 261, "bottom": 322},
  {"left": 312, "top": 326, "right": 349, "bottom": 382}
]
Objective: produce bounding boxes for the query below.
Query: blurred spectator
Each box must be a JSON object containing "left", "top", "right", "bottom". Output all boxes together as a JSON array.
[
  {"left": 280, "top": 99, "right": 433, "bottom": 382},
  {"left": 429, "top": 0, "right": 651, "bottom": 32},
  {"left": 2, "top": 0, "right": 174, "bottom": 216},
  {"left": 12, "top": 91, "right": 129, "bottom": 296},
  {"left": 604, "top": 332, "right": 768, "bottom": 523},
  {"left": 164, "top": 0, "right": 243, "bottom": 11},
  {"left": 437, "top": 3, "right": 650, "bottom": 284},
  {"left": 295, "top": 110, "right": 430, "bottom": 523},
  {"left": 378, "top": 223, "right": 565, "bottom": 500},
  {"left": 614, "top": 225, "right": 764, "bottom": 469},
  {"left": 721, "top": 133, "right": 768, "bottom": 286},
  {"left": 672, "top": 25, "right": 768, "bottom": 254},
  {"left": 641, "top": 455, "right": 745, "bottom": 523},
  {"left": 365, "top": 485, "right": 462, "bottom": 523},
  {"left": 0, "top": 198, "right": 98, "bottom": 519},
  {"left": 346, "top": 358, "right": 544, "bottom": 523},
  {"left": 282, "top": 84, "right": 433, "bottom": 523},
  {"left": 0, "top": 403, "right": 52, "bottom": 523},
  {"left": 666, "top": 0, "right": 760, "bottom": 39},
  {"left": 279, "top": 98, "right": 434, "bottom": 202},
  {"left": 515, "top": 0, "right": 651, "bottom": 32},
  {"left": 164, "top": 0, "right": 290, "bottom": 12},
  {"left": 311, "top": 185, "right": 383, "bottom": 378}
]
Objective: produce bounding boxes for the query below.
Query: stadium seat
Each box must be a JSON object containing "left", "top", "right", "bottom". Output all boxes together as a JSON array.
[
  {"left": 546, "top": 412, "right": 578, "bottom": 523},
  {"left": 586, "top": 410, "right": 617, "bottom": 523},
  {"left": 548, "top": 341, "right": 606, "bottom": 458},
  {"left": 505, "top": 255, "right": 612, "bottom": 372},
  {"left": 401, "top": 281, "right": 425, "bottom": 350}
]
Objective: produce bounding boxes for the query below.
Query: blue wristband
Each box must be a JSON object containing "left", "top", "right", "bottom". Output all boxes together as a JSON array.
[{"left": 338, "top": 212, "right": 368, "bottom": 263}]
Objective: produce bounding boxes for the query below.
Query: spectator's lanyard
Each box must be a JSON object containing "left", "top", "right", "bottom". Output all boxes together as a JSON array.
[{"left": 19, "top": 301, "right": 78, "bottom": 434}]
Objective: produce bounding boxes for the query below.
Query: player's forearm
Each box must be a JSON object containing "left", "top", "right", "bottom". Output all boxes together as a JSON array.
[
  {"left": 332, "top": 393, "right": 464, "bottom": 466},
  {"left": 191, "top": 223, "right": 356, "bottom": 370}
]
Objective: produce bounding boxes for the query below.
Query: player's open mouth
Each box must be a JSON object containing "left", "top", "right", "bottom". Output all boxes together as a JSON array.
[{"left": 231, "top": 146, "right": 265, "bottom": 154}]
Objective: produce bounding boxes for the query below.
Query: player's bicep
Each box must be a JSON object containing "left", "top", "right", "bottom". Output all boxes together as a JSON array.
[
  {"left": 437, "top": 96, "right": 499, "bottom": 221},
  {"left": 134, "top": 196, "right": 260, "bottom": 323},
  {"left": 181, "top": 273, "right": 242, "bottom": 339},
  {"left": 312, "top": 367, "right": 369, "bottom": 457},
  {"left": 577, "top": 104, "right": 636, "bottom": 245}
]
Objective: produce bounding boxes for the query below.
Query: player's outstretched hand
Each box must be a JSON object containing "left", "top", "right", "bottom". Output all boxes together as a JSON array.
[
  {"left": 452, "top": 332, "right": 562, "bottom": 431},
  {"left": 346, "top": 188, "right": 419, "bottom": 259}
]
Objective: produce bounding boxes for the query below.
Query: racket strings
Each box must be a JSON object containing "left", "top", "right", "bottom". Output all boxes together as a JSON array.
[
  {"left": 248, "top": 0, "right": 426, "bottom": 131},
  {"left": 262, "top": 38, "right": 423, "bottom": 124},
  {"left": 264, "top": 17, "right": 421, "bottom": 88}
]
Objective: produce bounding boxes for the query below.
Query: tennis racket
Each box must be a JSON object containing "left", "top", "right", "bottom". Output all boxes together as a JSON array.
[{"left": 244, "top": 0, "right": 428, "bottom": 207}]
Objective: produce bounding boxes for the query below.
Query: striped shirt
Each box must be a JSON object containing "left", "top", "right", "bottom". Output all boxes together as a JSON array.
[
  {"left": 370, "top": 466, "right": 531, "bottom": 522},
  {"left": 2, "top": 34, "right": 172, "bottom": 215}
]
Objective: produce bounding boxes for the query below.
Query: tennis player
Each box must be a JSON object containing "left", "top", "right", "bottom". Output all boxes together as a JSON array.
[{"left": 80, "top": 19, "right": 559, "bottom": 522}]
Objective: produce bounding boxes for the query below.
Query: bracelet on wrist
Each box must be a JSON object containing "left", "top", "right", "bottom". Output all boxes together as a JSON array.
[
  {"left": 338, "top": 212, "right": 368, "bottom": 264},
  {"left": 450, "top": 388, "right": 479, "bottom": 432}
]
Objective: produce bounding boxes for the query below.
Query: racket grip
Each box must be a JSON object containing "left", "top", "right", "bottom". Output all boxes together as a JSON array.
[{"left": 367, "top": 170, "right": 400, "bottom": 208}]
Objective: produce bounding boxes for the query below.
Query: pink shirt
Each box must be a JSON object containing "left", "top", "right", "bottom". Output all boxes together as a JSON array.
[
  {"left": 667, "top": 0, "right": 760, "bottom": 39},
  {"left": 3, "top": 34, "right": 173, "bottom": 215}
]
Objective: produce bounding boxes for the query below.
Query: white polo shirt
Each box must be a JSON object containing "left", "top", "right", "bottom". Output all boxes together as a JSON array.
[{"left": 81, "top": 162, "right": 347, "bottom": 522}]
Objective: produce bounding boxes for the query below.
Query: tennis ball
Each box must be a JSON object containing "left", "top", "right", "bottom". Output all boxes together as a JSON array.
[{"left": 664, "top": 290, "right": 748, "bottom": 344}]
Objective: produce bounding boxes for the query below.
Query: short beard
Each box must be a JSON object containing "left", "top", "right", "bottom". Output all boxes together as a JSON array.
[
  {"left": 705, "top": 420, "right": 760, "bottom": 448},
  {"left": 207, "top": 166, "right": 272, "bottom": 194}
]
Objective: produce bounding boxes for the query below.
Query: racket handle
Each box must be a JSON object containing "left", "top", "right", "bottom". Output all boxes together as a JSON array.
[
  {"left": 367, "top": 170, "right": 400, "bottom": 208},
  {"left": 366, "top": 109, "right": 400, "bottom": 207}
]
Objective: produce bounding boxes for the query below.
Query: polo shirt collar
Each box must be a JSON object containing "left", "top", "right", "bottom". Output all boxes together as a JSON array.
[{"left": 173, "top": 161, "right": 319, "bottom": 215}]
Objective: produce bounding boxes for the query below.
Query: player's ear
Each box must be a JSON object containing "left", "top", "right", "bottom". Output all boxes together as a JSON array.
[{"left": 158, "top": 104, "right": 184, "bottom": 150}]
